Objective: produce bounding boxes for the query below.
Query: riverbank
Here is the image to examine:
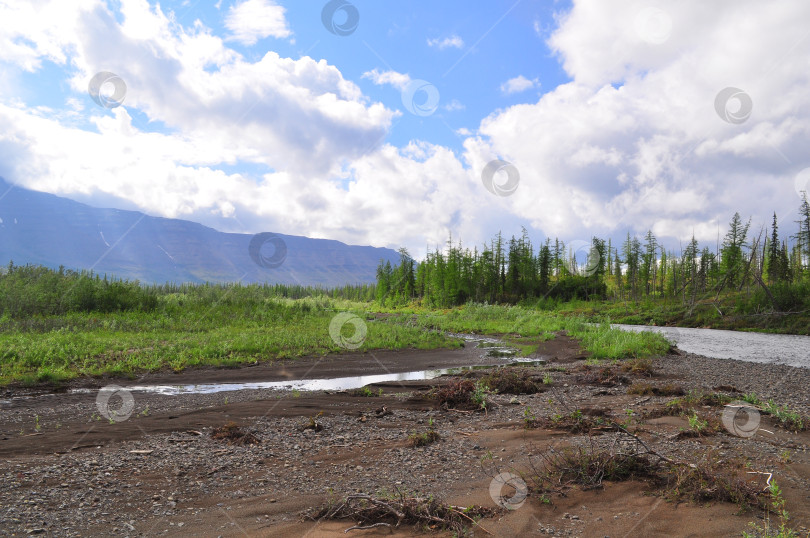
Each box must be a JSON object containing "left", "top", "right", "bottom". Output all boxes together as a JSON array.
[
  {"left": 1, "top": 335, "right": 808, "bottom": 536},
  {"left": 0, "top": 303, "right": 670, "bottom": 386},
  {"left": 555, "top": 296, "right": 810, "bottom": 336}
]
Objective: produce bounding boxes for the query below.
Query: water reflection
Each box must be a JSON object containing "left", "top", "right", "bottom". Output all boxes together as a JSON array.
[{"left": 116, "top": 359, "right": 547, "bottom": 396}]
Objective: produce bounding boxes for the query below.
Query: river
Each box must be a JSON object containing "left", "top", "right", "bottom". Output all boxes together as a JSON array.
[{"left": 613, "top": 324, "right": 810, "bottom": 369}]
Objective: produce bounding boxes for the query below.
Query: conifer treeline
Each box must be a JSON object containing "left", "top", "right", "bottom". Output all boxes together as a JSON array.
[{"left": 375, "top": 195, "right": 810, "bottom": 309}]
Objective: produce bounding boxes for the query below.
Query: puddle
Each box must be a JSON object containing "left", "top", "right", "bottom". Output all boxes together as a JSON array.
[
  {"left": 450, "top": 333, "right": 519, "bottom": 358},
  {"left": 0, "top": 393, "right": 57, "bottom": 408},
  {"left": 105, "top": 359, "right": 547, "bottom": 396}
]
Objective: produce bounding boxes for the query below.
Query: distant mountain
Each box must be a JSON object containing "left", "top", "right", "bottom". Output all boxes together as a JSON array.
[{"left": 0, "top": 178, "right": 399, "bottom": 286}]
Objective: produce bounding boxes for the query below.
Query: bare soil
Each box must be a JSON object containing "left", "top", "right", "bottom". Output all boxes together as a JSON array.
[{"left": 1, "top": 335, "right": 809, "bottom": 537}]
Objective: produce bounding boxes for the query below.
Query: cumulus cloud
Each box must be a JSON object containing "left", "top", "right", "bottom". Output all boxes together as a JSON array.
[
  {"left": 467, "top": 0, "right": 810, "bottom": 246},
  {"left": 225, "top": 0, "right": 291, "bottom": 45},
  {"left": 0, "top": 0, "right": 417, "bottom": 246},
  {"left": 361, "top": 68, "right": 411, "bottom": 90},
  {"left": 500, "top": 75, "right": 540, "bottom": 95}
]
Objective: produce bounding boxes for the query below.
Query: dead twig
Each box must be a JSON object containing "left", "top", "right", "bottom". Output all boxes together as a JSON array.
[
  {"left": 344, "top": 522, "right": 391, "bottom": 533},
  {"left": 304, "top": 491, "right": 499, "bottom": 535}
]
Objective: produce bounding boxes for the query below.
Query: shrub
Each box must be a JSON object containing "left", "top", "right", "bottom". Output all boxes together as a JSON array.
[
  {"left": 481, "top": 368, "right": 543, "bottom": 394},
  {"left": 434, "top": 379, "right": 492, "bottom": 410}
]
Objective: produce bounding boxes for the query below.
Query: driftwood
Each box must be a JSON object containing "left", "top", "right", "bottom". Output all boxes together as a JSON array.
[{"left": 304, "top": 491, "right": 499, "bottom": 535}]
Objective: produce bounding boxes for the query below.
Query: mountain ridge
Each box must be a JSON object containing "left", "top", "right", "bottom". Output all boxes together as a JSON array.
[{"left": 0, "top": 178, "right": 398, "bottom": 286}]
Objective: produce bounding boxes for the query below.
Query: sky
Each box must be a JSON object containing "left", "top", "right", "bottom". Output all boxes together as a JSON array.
[{"left": 1, "top": 0, "right": 810, "bottom": 261}]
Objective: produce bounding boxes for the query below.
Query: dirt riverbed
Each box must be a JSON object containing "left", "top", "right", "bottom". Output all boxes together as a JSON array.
[{"left": 1, "top": 335, "right": 809, "bottom": 537}]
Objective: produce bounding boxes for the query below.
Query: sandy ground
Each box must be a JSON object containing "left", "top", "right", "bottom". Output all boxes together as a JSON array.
[{"left": 1, "top": 335, "right": 809, "bottom": 537}]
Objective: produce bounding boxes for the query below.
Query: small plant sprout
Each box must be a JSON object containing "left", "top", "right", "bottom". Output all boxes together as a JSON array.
[
  {"left": 523, "top": 406, "right": 536, "bottom": 427},
  {"left": 407, "top": 417, "right": 440, "bottom": 447},
  {"left": 34, "top": 415, "right": 40, "bottom": 432},
  {"left": 743, "top": 479, "right": 798, "bottom": 538},
  {"left": 471, "top": 380, "right": 492, "bottom": 410},
  {"left": 687, "top": 411, "right": 708, "bottom": 433},
  {"left": 543, "top": 373, "right": 553, "bottom": 385}
]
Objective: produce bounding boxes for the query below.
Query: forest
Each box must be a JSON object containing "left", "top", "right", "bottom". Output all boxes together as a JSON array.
[
  {"left": 0, "top": 263, "right": 374, "bottom": 319},
  {"left": 375, "top": 193, "right": 810, "bottom": 315}
]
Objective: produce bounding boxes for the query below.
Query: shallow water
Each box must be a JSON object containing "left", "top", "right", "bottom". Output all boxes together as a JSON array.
[
  {"left": 66, "top": 333, "right": 540, "bottom": 396},
  {"left": 111, "top": 358, "right": 546, "bottom": 396},
  {"left": 613, "top": 324, "right": 810, "bottom": 368}
]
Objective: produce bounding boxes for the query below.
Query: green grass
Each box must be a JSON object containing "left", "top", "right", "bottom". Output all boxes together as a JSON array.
[
  {"left": 0, "top": 296, "right": 459, "bottom": 385},
  {"left": 564, "top": 318, "right": 670, "bottom": 359},
  {"left": 741, "top": 393, "right": 807, "bottom": 432},
  {"left": 398, "top": 303, "right": 670, "bottom": 360}
]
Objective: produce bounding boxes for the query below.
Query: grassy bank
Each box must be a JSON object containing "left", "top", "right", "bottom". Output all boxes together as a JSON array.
[
  {"left": 388, "top": 303, "right": 671, "bottom": 360},
  {"left": 552, "top": 293, "right": 810, "bottom": 335},
  {"left": 0, "top": 295, "right": 457, "bottom": 386},
  {"left": 1, "top": 299, "right": 672, "bottom": 386}
]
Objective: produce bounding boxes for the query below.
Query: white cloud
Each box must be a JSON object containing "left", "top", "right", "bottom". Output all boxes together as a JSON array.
[
  {"left": 361, "top": 68, "right": 411, "bottom": 90},
  {"left": 0, "top": 0, "right": 98, "bottom": 71},
  {"left": 0, "top": 1, "right": 403, "bottom": 231},
  {"left": 473, "top": 0, "right": 810, "bottom": 245},
  {"left": 225, "top": 0, "right": 291, "bottom": 45},
  {"left": 500, "top": 75, "right": 540, "bottom": 95},
  {"left": 427, "top": 35, "right": 464, "bottom": 49},
  {"left": 444, "top": 99, "right": 465, "bottom": 111}
]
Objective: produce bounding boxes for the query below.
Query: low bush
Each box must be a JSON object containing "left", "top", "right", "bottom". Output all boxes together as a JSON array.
[
  {"left": 434, "top": 379, "right": 491, "bottom": 410},
  {"left": 480, "top": 368, "right": 543, "bottom": 394}
]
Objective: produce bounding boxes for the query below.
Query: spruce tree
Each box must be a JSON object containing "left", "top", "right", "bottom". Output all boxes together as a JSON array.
[
  {"left": 720, "top": 212, "right": 750, "bottom": 289},
  {"left": 767, "top": 213, "right": 782, "bottom": 283}
]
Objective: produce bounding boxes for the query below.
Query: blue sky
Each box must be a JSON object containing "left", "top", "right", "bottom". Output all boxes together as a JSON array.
[
  {"left": 1, "top": 0, "right": 809, "bottom": 261},
  {"left": 86, "top": 0, "right": 570, "bottom": 158}
]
